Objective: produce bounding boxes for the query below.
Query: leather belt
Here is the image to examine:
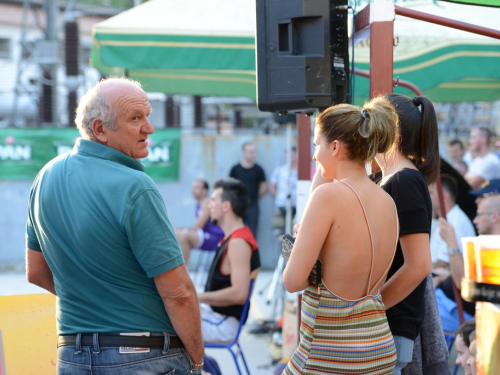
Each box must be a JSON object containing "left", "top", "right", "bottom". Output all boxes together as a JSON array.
[{"left": 58, "top": 334, "right": 184, "bottom": 349}]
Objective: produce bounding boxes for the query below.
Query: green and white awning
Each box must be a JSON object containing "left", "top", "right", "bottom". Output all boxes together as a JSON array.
[
  {"left": 92, "top": 0, "right": 500, "bottom": 103},
  {"left": 92, "top": 0, "right": 256, "bottom": 98},
  {"left": 351, "top": 0, "right": 500, "bottom": 103}
]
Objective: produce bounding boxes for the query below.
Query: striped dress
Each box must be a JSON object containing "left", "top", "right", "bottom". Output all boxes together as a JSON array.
[{"left": 283, "top": 181, "right": 397, "bottom": 374}]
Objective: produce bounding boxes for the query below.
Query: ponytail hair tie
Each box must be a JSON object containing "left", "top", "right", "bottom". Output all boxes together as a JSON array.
[
  {"left": 412, "top": 97, "right": 420, "bottom": 106},
  {"left": 360, "top": 109, "right": 366, "bottom": 119}
]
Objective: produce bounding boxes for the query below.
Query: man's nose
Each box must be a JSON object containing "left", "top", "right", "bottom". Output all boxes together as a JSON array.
[{"left": 143, "top": 118, "right": 154, "bottom": 134}]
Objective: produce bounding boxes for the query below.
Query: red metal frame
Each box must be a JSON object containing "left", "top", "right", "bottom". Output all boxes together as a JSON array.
[
  {"left": 297, "top": 114, "right": 311, "bottom": 180},
  {"left": 353, "top": 68, "right": 424, "bottom": 96},
  {"left": 395, "top": 5, "right": 500, "bottom": 39}
]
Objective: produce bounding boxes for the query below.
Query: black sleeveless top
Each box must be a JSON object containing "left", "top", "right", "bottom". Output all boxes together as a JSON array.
[{"left": 204, "top": 226, "right": 260, "bottom": 321}]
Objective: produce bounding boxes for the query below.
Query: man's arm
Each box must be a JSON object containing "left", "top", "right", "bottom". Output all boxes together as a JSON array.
[
  {"left": 198, "top": 238, "right": 251, "bottom": 306},
  {"left": 258, "top": 181, "right": 267, "bottom": 198},
  {"left": 269, "top": 183, "right": 277, "bottom": 198},
  {"left": 154, "top": 265, "right": 204, "bottom": 367},
  {"left": 381, "top": 233, "right": 432, "bottom": 309},
  {"left": 26, "top": 248, "right": 56, "bottom": 295},
  {"left": 438, "top": 218, "right": 465, "bottom": 288},
  {"left": 465, "top": 174, "right": 485, "bottom": 190},
  {"left": 269, "top": 168, "right": 279, "bottom": 198},
  {"left": 257, "top": 166, "right": 267, "bottom": 198},
  {"left": 191, "top": 198, "right": 211, "bottom": 230}
]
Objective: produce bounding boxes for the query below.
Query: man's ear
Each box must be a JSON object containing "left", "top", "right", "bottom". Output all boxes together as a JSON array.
[
  {"left": 222, "top": 200, "right": 231, "bottom": 214},
  {"left": 92, "top": 119, "right": 107, "bottom": 143}
]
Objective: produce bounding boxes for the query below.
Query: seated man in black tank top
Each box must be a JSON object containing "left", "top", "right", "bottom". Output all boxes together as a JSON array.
[{"left": 197, "top": 178, "right": 260, "bottom": 344}]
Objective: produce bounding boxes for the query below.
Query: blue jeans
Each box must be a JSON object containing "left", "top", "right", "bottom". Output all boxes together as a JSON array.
[
  {"left": 57, "top": 333, "right": 201, "bottom": 375},
  {"left": 392, "top": 335, "right": 414, "bottom": 375}
]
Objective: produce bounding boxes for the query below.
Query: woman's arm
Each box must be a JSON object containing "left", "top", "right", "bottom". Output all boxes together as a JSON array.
[
  {"left": 381, "top": 232, "right": 432, "bottom": 309},
  {"left": 283, "top": 185, "right": 334, "bottom": 292}
]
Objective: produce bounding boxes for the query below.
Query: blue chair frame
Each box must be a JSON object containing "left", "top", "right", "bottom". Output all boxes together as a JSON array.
[{"left": 204, "top": 278, "right": 255, "bottom": 375}]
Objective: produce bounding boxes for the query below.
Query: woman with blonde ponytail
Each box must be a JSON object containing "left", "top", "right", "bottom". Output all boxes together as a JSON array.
[{"left": 282, "top": 97, "right": 399, "bottom": 374}]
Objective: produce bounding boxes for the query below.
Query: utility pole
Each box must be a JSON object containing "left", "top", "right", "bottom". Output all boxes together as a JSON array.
[
  {"left": 65, "top": 13, "right": 79, "bottom": 127},
  {"left": 39, "top": 0, "right": 59, "bottom": 126}
]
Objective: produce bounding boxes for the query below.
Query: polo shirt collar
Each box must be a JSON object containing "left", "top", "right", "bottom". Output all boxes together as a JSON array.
[{"left": 75, "top": 138, "right": 146, "bottom": 172}]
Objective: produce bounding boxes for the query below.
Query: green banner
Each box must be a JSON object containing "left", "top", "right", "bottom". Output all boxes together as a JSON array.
[{"left": 0, "top": 128, "right": 181, "bottom": 182}]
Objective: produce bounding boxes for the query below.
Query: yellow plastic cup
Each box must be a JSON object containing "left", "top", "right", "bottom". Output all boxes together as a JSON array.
[{"left": 476, "top": 235, "right": 500, "bottom": 285}]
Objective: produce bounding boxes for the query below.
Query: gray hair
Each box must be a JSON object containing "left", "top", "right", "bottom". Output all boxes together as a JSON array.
[{"left": 74, "top": 77, "right": 142, "bottom": 140}]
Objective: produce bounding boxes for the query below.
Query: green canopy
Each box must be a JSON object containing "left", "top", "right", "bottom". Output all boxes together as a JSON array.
[
  {"left": 92, "top": 0, "right": 500, "bottom": 103},
  {"left": 351, "top": 0, "right": 500, "bottom": 103},
  {"left": 92, "top": 0, "right": 256, "bottom": 98}
]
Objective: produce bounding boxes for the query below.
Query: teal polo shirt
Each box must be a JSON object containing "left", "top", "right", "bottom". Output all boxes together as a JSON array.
[{"left": 26, "top": 139, "right": 184, "bottom": 335}]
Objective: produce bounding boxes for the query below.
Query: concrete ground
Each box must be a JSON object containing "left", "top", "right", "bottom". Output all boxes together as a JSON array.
[{"left": 0, "top": 266, "right": 463, "bottom": 375}]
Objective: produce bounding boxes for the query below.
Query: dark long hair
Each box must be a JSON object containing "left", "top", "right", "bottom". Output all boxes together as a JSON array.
[{"left": 385, "top": 94, "right": 440, "bottom": 185}]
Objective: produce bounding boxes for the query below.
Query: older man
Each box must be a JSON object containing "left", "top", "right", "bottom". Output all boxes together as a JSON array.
[
  {"left": 472, "top": 194, "right": 500, "bottom": 235},
  {"left": 434, "top": 193, "right": 500, "bottom": 333},
  {"left": 25, "top": 78, "right": 204, "bottom": 374}
]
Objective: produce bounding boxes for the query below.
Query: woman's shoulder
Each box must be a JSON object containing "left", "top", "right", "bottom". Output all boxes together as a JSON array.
[
  {"left": 310, "top": 180, "right": 360, "bottom": 207},
  {"left": 384, "top": 168, "right": 427, "bottom": 189}
]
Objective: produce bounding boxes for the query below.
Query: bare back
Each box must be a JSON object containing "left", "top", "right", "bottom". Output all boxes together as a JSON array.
[{"left": 319, "top": 179, "right": 398, "bottom": 300}]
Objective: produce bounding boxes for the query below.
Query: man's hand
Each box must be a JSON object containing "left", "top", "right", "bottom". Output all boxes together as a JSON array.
[
  {"left": 438, "top": 217, "right": 459, "bottom": 249},
  {"left": 432, "top": 267, "right": 450, "bottom": 288}
]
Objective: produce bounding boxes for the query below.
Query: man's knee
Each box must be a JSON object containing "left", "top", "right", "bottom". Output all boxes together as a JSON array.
[{"left": 175, "top": 229, "right": 187, "bottom": 244}]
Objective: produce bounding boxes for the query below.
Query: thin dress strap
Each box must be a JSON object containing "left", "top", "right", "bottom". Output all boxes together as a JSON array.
[
  {"left": 368, "top": 199, "right": 399, "bottom": 296},
  {"left": 338, "top": 180, "right": 375, "bottom": 296}
]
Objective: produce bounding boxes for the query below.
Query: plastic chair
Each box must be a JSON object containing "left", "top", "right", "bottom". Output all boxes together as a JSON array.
[{"left": 204, "top": 273, "right": 257, "bottom": 375}]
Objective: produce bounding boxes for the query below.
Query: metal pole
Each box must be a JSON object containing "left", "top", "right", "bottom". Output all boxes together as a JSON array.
[
  {"left": 395, "top": 5, "right": 500, "bottom": 40},
  {"left": 352, "top": 67, "right": 424, "bottom": 96},
  {"left": 38, "top": 0, "right": 58, "bottom": 126},
  {"left": 285, "top": 123, "right": 293, "bottom": 235},
  {"left": 297, "top": 114, "right": 311, "bottom": 181},
  {"left": 369, "top": 1, "right": 395, "bottom": 99},
  {"left": 47, "top": 0, "right": 57, "bottom": 125}
]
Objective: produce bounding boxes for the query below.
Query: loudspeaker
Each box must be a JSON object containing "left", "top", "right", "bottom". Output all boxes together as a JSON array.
[{"left": 256, "top": 0, "right": 350, "bottom": 114}]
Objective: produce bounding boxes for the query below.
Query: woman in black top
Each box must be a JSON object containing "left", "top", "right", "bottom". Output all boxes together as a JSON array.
[
  {"left": 374, "top": 94, "right": 440, "bottom": 374},
  {"left": 311, "top": 94, "right": 441, "bottom": 374}
]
